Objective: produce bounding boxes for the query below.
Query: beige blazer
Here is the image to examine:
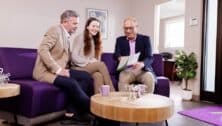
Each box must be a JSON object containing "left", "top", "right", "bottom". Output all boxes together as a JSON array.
[{"left": 33, "top": 25, "right": 70, "bottom": 84}]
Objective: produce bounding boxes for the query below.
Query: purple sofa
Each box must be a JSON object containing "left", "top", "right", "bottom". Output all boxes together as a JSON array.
[{"left": 0, "top": 47, "right": 169, "bottom": 126}]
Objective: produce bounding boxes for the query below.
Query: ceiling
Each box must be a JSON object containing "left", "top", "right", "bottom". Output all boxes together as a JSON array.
[{"left": 159, "top": 0, "right": 185, "bottom": 19}]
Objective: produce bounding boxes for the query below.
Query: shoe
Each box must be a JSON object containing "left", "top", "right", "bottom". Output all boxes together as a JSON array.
[
  {"left": 73, "top": 113, "right": 92, "bottom": 123},
  {"left": 60, "top": 116, "right": 79, "bottom": 125}
]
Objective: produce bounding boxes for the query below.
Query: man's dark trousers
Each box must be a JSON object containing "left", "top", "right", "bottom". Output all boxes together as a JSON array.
[{"left": 53, "top": 69, "right": 93, "bottom": 114}]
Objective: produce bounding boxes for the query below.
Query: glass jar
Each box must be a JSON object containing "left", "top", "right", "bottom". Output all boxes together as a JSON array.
[{"left": 0, "top": 68, "right": 10, "bottom": 86}]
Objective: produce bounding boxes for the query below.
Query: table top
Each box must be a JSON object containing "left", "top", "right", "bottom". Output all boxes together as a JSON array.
[
  {"left": 0, "top": 83, "right": 20, "bottom": 98},
  {"left": 90, "top": 92, "right": 174, "bottom": 123}
]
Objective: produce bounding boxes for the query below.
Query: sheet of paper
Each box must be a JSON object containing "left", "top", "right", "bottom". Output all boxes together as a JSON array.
[
  {"left": 127, "top": 52, "right": 140, "bottom": 66},
  {"left": 117, "top": 56, "right": 128, "bottom": 71},
  {"left": 116, "top": 52, "right": 140, "bottom": 71}
]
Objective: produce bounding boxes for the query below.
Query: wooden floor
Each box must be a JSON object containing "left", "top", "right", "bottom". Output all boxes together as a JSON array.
[{"left": 0, "top": 81, "right": 214, "bottom": 126}]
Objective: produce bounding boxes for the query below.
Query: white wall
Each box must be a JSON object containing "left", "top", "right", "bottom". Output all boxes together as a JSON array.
[
  {"left": 0, "top": 0, "right": 170, "bottom": 52},
  {"left": 130, "top": 0, "right": 156, "bottom": 45},
  {"left": 0, "top": 0, "right": 130, "bottom": 52},
  {"left": 184, "top": 0, "right": 203, "bottom": 96}
]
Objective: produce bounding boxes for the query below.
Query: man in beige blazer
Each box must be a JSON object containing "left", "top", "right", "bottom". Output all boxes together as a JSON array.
[{"left": 33, "top": 10, "right": 93, "bottom": 124}]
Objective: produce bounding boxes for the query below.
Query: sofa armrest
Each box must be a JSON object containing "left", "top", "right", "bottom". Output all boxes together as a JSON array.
[
  {"left": 154, "top": 76, "right": 170, "bottom": 97},
  {"left": 9, "top": 79, "right": 67, "bottom": 118},
  {"left": 152, "top": 54, "right": 164, "bottom": 76}
]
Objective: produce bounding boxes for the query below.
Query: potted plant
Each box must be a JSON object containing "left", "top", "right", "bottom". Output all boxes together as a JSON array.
[{"left": 175, "top": 50, "right": 198, "bottom": 100}]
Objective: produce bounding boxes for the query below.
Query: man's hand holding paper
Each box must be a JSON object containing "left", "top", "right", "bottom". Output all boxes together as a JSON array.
[{"left": 131, "top": 61, "right": 144, "bottom": 70}]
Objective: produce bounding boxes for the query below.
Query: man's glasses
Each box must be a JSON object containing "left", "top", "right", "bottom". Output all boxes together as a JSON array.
[{"left": 123, "top": 27, "right": 135, "bottom": 31}]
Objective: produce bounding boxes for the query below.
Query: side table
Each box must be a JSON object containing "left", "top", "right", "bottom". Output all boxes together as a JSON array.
[
  {"left": 0, "top": 83, "right": 20, "bottom": 124},
  {"left": 0, "top": 83, "right": 20, "bottom": 98}
]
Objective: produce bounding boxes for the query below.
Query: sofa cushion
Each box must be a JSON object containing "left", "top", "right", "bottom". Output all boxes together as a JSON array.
[
  {"left": 0, "top": 47, "right": 37, "bottom": 79},
  {"left": 8, "top": 79, "right": 67, "bottom": 117},
  {"left": 154, "top": 76, "right": 170, "bottom": 97}
]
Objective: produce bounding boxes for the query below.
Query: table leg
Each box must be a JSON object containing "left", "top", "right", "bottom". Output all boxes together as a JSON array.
[
  {"left": 93, "top": 117, "right": 97, "bottom": 126},
  {"left": 165, "top": 120, "right": 168, "bottom": 126},
  {"left": 136, "top": 122, "right": 139, "bottom": 126},
  {"left": 13, "top": 113, "right": 19, "bottom": 125},
  {"left": 13, "top": 114, "right": 17, "bottom": 123}
]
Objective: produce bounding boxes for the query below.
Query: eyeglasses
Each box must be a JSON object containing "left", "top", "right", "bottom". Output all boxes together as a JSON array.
[{"left": 123, "top": 27, "right": 135, "bottom": 31}]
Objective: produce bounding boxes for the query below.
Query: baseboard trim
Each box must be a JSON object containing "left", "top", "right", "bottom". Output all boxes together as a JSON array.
[
  {"left": 192, "top": 95, "right": 200, "bottom": 101},
  {"left": 0, "top": 110, "right": 65, "bottom": 126},
  {"left": 17, "top": 110, "right": 65, "bottom": 126},
  {"left": 0, "top": 110, "right": 15, "bottom": 123}
]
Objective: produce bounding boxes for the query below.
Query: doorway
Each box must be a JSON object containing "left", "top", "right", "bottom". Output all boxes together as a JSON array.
[{"left": 201, "top": 0, "right": 222, "bottom": 103}]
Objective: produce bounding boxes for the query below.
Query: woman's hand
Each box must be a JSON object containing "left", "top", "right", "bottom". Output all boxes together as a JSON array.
[{"left": 58, "top": 69, "right": 70, "bottom": 77}]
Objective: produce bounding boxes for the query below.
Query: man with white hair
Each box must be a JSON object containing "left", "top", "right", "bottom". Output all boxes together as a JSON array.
[{"left": 114, "top": 17, "right": 155, "bottom": 93}]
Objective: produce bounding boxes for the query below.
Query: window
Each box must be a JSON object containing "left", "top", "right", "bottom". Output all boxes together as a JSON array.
[{"left": 165, "top": 18, "right": 184, "bottom": 48}]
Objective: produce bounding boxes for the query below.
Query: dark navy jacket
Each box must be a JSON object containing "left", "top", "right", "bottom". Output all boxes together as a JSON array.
[{"left": 114, "top": 34, "right": 154, "bottom": 72}]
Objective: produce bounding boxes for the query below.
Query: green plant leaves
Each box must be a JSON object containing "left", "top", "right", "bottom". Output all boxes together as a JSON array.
[{"left": 175, "top": 50, "right": 198, "bottom": 90}]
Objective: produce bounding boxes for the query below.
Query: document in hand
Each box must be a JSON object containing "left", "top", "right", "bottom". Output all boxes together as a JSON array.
[{"left": 117, "top": 52, "right": 140, "bottom": 71}]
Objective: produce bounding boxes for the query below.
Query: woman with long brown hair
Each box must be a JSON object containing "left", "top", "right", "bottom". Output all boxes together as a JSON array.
[{"left": 71, "top": 17, "right": 114, "bottom": 93}]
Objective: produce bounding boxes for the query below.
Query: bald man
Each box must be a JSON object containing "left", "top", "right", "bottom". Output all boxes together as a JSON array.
[{"left": 114, "top": 17, "right": 155, "bottom": 93}]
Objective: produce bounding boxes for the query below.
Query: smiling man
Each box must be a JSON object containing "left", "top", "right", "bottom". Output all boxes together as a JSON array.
[
  {"left": 114, "top": 17, "right": 155, "bottom": 93},
  {"left": 33, "top": 10, "right": 93, "bottom": 124}
]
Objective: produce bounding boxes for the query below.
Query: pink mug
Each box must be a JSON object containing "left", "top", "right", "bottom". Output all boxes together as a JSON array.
[{"left": 100, "top": 85, "right": 110, "bottom": 96}]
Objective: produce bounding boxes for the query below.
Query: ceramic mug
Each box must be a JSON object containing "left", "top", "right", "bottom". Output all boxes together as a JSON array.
[{"left": 100, "top": 85, "right": 110, "bottom": 96}]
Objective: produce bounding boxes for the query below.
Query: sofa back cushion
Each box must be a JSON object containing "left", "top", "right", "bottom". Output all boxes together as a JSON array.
[
  {"left": 0, "top": 47, "right": 37, "bottom": 79},
  {"left": 152, "top": 54, "right": 164, "bottom": 76},
  {"left": 101, "top": 53, "right": 117, "bottom": 75}
]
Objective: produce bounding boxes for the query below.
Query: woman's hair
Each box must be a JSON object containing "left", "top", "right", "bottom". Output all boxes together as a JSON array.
[{"left": 84, "top": 17, "right": 102, "bottom": 59}]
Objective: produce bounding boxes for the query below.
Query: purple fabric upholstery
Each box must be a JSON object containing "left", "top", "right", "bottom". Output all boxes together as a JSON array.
[
  {"left": 101, "top": 53, "right": 118, "bottom": 75},
  {"left": 0, "top": 47, "right": 37, "bottom": 79},
  {"left": 10, "top": 79, "right": 67, "bottom": 117},
  {"left": 101, "top": 53, "right": 169, "bottom": 97},
  {"left": 154, "top": 76, "right": 170, "bottom": 97},
  {"left": 101, "top": 53, "right": 118, "bottom": 90},
  {"left": 152, "top": 54, "right": 164, "bottom": 76},
  {"left": 110, "top": 75, "right": 118, "bottom": 90},
  {"left": 0, "top": 47, "right": 67, "bottom": 118}
]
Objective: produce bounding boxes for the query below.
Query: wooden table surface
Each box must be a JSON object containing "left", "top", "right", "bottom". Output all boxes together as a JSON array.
[
  {"left": 91, "top": 92, "right": 174, "bottom": 123},
  {"left": 0, "top": 83, "right": 20, "bottom": 98}
]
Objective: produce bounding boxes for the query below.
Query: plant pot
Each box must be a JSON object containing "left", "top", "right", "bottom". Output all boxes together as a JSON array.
[{"left": 181, "top": 89, "right": 192, "bottom": 100}]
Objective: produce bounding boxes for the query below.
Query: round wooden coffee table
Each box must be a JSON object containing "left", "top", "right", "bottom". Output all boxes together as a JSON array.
[
  {"left": 91, "top": 92, "right": 174, "bottom": 125},
  {"left": 0, "top": 83, "right": 20, "bottom": 98}
]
